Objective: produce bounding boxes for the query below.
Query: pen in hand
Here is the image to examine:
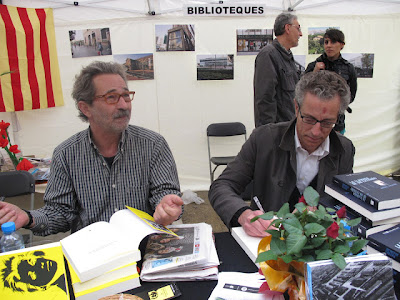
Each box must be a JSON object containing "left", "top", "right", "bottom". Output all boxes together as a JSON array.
[{"left": 253, "top": 196, "right": 264, "bottom": 213}]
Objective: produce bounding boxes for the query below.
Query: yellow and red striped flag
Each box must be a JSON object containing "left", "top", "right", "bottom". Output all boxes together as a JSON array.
[{"left": 0, "top": 5, "right": 63, "bottom": 112}]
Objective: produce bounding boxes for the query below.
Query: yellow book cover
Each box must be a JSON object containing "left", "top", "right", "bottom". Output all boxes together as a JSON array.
[{"left": 0, "top": 242, "right": 69, "bottom": 300}]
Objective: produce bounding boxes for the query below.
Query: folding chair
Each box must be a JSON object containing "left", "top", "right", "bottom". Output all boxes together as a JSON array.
[
  {"left": 207, "top": 122, "right": 247, "bottom": 183},
  {"left": 0, "top": 171, "right": 35, "bottom": 242}
]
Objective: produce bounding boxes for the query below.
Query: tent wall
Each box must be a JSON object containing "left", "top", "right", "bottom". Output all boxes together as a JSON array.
[{"left": 1, "top": 3, "right": 399, "bottom": 191}]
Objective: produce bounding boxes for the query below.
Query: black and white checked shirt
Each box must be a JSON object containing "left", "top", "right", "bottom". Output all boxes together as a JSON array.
[{"left": 30, "top": 125, "right": 181, "bottom": 236}]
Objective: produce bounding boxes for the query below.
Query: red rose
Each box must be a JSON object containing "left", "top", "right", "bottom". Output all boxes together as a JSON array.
[
  {"left": 16, "top": 158, "right": 34, "bottom": 171},
  {"left": 0, "top": 120, "right": 10, "bottom": 131},
  {"left": 0, "top": 129, "right": 7, "bottom": 138},
  {"left": 298, "top": 195, "right": 306, "bottom": 204},
  {"left": 336, "top": 206, "right": 346, "bottom": 218},
  {"left": 9, "top": 144, "right": 21, "bottom": 154},
  {"left": 0, "top": 136, "right": 8, "bottom": 148},
  {"left": 326, "top": 222, "right": 339, "bottom": 239}
]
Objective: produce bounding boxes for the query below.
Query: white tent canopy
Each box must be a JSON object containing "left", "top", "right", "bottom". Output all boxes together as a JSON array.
[{"left": 1, "top": 0, "right": 400, "bottom": 190}]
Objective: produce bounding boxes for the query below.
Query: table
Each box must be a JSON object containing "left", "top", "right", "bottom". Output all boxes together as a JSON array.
[{"left": 128, "top": 232, "right": 259, "bottom": 300}]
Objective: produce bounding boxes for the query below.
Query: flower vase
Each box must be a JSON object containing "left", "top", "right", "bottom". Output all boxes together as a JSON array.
[{"left": 258, "top": 235, "right": 306, "bottom": 300}]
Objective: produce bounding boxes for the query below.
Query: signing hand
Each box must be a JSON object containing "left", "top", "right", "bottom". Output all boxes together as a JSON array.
[
  {"left": 153, "top": 194, "right": 183, "bottom": 226},
  {"left": 0, "top": 202, "right": 30, "bottom": 229},
  {"left": 238, "top": 209, "right": 276, "bottom": 237}
]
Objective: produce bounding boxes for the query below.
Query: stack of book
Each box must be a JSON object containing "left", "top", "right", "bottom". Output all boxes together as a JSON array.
[
  {"left": 324, "top": 171, "right": 400, "bottom": 238},
  {"left": 60, "top": 206, "right": 179, "bottom": 300}
]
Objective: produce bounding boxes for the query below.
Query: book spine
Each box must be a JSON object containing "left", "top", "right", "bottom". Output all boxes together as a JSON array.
[
  {"left": 333, "top": 177, "right": 379, "bottom": 210},
  {"left": 368, "top": 239, "right": 400, "bottom": 263}
]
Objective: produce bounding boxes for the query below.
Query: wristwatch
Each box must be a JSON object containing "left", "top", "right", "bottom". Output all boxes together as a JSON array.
[{"left": 22, "top": 209, "right": 33, "bottom": 229}]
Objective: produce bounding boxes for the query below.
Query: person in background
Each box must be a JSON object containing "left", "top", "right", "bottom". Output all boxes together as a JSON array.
[
  {"left": 253, "top": 12, "right": 302, "bottom": 127},
  {"left": 305, "top": 28, "right": 357, "bottom": 134},
  {"left": 0, "top": 61, "right": 183, "bottom": 236},
  {"left": 210, "top": 71, "right": 355, "bottom": 237}
]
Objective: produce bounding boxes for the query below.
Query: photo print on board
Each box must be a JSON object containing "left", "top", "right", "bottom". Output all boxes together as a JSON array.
[
  {"left": 155, "top": 25, "right": 195, "bottom": 51},
  {"left": 294, "top": 55, "right": 306, "bottom": 73},
  {"left": 69, "top": 28, "right": 112, "bottom": 58},
  {"left": 342, "top": 53, "right": 374, "bottom": 78},
  {"left": 236, "top": 29, "right": 274, "bottom": 55},
  {"left": 114, "top": 54, "right": 154, "bottom": 80},
  {"left": 308, "top": 27, "right": 339, "bottom": 55},
  {"left": 197, "top": 54, "right": 234, "bottom": 80}
]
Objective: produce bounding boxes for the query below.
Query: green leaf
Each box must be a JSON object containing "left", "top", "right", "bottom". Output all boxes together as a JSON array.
[
  {"left": 281, "top": 255, "right": 293, "bottom": 263},
  {"left": 286, "top": 234, "right": 307, "bottom": 255},
  {"left": 297, "top": 254, "right": 315, "bottom": 262},
  {"left": 258, "top": 211, "right": 276, "bottom": 221},
  {"left": 332, "top": 253, "right": 347, "bottom": 269},
  {"left": 304, "top": 223, "right": 325, "bottom": 236},
  {"left": 350, "top": 239, "right": 369, "bottom": 254},
  {"left": 318, "top": 205, "right": 327, "bottom": 214},
  {"left": 256, "top": 250, "right": 277, "bottom": 263},
  {"left": 311, "top": 237, "right": 326, "bottom": 247},
  {"left": 316, "top": 249, "right": 333, "bottom": 260},
  {"left": 277, "top": 203, "right": 290, "bottom": 218},
  {"left": 303, "top": 186, "right": 319, "bottom": 206},
  {"left": 270, "top": 237, "right": 286, "bottom": 255},
  {"left": 313, "top": 209, "right": 325, "bottom": 219},
  {"left": 294, "top": 202, "right": 307, "bottom": 213},
  {"left": 326, "top": 207, "right": 336, "bottom": 213},
  {"left": 266, "top": 230, "right": 280, "bottom": 238},
  {"left": 283, "top": 218, "right": 303, "bottom": 235},
  {"left": 251, "top": 211, "right": 275, "bottom": 222},
  {"left": 346, "top": 217, "right": 361, "bottom": 227},
  {"left": 334, "top": 244, "right": 350, "bottom": 254}
]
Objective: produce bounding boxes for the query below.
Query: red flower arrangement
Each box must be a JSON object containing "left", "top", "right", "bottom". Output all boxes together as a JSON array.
[{"left": 0, "top": 120, "right": 34, "bottom": 171}]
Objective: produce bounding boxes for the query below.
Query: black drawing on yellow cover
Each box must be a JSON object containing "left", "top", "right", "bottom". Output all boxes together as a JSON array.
[{"left": 0, "top": 247, "right": 68, "bottom": 299}]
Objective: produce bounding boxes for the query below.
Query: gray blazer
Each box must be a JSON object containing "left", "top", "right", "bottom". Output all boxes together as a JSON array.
[{"left": 209, "top": 119, "right": 355, "bottom": 227}]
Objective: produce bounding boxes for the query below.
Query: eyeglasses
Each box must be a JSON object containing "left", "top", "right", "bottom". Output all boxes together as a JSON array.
[
  {"left": 289, "top": 24, "right": 302, "bottom": 33},
  {"left": 94, "top": 91, "right": 135, "bottom": 104},
  {"left": 297, "top": 105, "right": 336, "bottom": 129}
]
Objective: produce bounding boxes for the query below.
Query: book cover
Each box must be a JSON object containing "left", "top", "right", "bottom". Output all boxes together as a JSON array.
[
  {"left": 305, "top": 254, "right": 396, "bottom": 300},
  {"left": 61, "top": 206, "right": 178, "bottom": 282},
  {"left": 367, "top": 225, "right": 400, "bottom": 264},
  {"left": 0, "top": 242, "right": 69, "bottom": 300},
  {"left": 325, "top": 184, "right": 400, "bottom": 222},
  {"left": 333, "top": 171, "right": 400, "bottom": 210},
  {"left": 67, "top": 260, "right": 140, "bottom": 300}
]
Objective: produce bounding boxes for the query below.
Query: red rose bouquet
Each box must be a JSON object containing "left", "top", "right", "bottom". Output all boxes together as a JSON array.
[
  {"left": 0, "top": 120, "right": 34, "bottom": 171},
  {"left": 252, "top": 186, "right": 368, "bottom": 299}
]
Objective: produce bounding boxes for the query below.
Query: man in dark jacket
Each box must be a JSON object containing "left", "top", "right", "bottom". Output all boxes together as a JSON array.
[
  {"left": 305, "top": 28, "right": 357, "bottom": 133},
  {"left": 210, "top": 71, "right": 355, "bottom": 237},
  {"left": 253, "top": 13, "right": 302, "bottom": 127}
]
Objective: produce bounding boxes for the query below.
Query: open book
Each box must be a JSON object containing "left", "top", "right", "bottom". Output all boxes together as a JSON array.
[
  {"left": 61, "top": 206, "right": 177, "bottom": 282},
  {"left": 140, "top": 223, "right": 220, "bottom": 281}
]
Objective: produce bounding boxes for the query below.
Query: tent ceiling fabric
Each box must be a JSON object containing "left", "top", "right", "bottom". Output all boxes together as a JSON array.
[{"left": 3, "top": 0, "right": 400, "bottom": 23}]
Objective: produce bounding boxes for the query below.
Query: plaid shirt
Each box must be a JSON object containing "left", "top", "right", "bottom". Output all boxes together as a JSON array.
[{"left": 31, "top": 125, "right": 180, "bottom": 236}]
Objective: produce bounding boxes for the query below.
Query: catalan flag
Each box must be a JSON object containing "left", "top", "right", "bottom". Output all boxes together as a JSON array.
[{"left": 0, "top": 5, "right": 63, "bottom": 112}]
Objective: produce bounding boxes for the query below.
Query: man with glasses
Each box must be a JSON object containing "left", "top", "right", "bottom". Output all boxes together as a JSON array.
[
  {"left": 254, "top": 12, "right": 302, "bottom": 127},
  {"left": 210, "top": 71, "right": 355, "bottom": 237},
  {"left": 0, "top": 61, "right": 183, "bottom": 236}
]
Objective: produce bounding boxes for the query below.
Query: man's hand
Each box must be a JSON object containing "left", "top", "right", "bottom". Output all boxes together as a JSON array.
[
  {"left": 0, "top": 202, "right": 30, "bottom": 229},
  {"left": 153, "top": 194, "right": 183, "bottom": 226},
  {"left": 238, "top": 209, "right": 275, "bottom": 237}
]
